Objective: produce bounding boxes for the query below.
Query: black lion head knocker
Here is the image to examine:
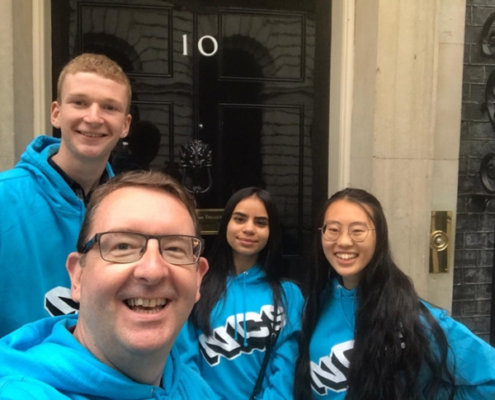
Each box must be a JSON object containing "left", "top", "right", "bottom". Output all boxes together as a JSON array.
[{"left": 179, "top": 139, "right": 213, "bottom": 195}]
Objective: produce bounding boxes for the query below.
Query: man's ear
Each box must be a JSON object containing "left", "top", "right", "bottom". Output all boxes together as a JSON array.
[
  {"left": 194, "top": 257, "right": 209, "bottom": 303},
  {"left": 66, "top": 252, "right": 83, "bottom": 303},
  {"left": 120, "top": 114, "right": 132, "bottom": 139},
  {"left": 50, "top": 101, "right": 61, "bottom": 129}
]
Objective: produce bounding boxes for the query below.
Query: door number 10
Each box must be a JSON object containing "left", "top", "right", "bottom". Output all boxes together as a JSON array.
[{"left": 182, "top": 34, "right": 219, "bottom": 57}]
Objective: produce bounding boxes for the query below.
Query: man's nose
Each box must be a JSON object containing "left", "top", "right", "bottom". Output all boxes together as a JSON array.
[
  {"left": 132, "top": 239, "right": 169, "bottom": 285},
  {"left": 84, "top": 103, "right": 103, "bottom": 124}
]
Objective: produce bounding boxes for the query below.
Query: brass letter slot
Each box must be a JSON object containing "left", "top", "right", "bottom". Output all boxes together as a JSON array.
[
  {"left": 197, "top": 209, "right": 224, "bottom": 235},
  {"left": 429, "top": 211, "right": 452, "bottom": 273}
]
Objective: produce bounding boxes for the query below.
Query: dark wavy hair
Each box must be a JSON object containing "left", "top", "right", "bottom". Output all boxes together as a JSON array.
[
  {"left": 294, "top": 188, "right": 456, "bottom": 399},
  {"left": 190, "top": 187, "right": 285, "bottom": 334}
]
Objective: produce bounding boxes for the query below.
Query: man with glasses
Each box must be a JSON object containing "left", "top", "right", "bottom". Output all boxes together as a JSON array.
[{"left": 0, "top": 171, "right": 217, "bottom": 399}]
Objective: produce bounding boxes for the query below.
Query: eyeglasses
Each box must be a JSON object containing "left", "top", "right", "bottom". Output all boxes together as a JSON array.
[
  {"left": 319, "top": 223, "right": 374, "bottom": 242},
  {"left": 82, "top": 231, "right": 204, "bottom": 265}
]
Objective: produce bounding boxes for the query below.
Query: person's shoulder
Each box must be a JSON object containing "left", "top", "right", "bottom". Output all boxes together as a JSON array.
[
  {"left": 0, "top": 169, "right": 39, "bottom": 222},
  {"left": 0, "top": 167, "right": 33, "bottom": 186},
  {"left": 0, "top": 135, "right": 60, "bottom": 191},
  {"left": 0, "top": 376, "right": 69, "bottom": 400},
  {"left": 281, "top": 280, "right": 304, "bottom": 302},
  {"left": 0, "top": 162, "right": 42, "bottom": 201},
  {"left": 419, "top": 300, "right": 449, "bottom": 322},
  {"left": 420, "top": 300, "right": 495, "bottom": 352}
]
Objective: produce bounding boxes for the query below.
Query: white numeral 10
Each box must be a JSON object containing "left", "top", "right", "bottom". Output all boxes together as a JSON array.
[{"left": 182, "top": 34, "right": 218, "bottom": 57}]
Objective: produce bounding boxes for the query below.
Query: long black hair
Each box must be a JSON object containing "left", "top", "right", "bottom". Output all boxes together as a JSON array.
[
  {"left": 191, "top": 187, "right": 285, "bottom": 335},
  {"left": 294, "top": 188, "right": 455, "bottom": 399}
]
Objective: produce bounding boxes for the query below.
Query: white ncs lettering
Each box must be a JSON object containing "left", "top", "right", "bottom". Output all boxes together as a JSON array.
[
  {"left": 199, "top": 305, "right": 285, "bottom": 366},
  {"left": 44, "top": 286, "right": 79, "bottom": 316},
  {"left": 310, "top": 340, "right": 354, "bottom": 395}
]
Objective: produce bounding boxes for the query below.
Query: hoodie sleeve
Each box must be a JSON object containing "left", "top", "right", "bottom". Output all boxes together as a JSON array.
[
  {"left": 175, "top": 320, "right": 202, "bottom": 375},
  {"left": 258, "top": 282, "right": 304, "bottom": 400},
  {"left": 426, "top": 306, "right": 495, "bottom": 399}
]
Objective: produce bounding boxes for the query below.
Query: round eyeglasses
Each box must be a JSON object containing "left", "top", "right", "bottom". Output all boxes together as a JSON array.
[
  {"left": 82, "top": 231, "right": 204, "bottom": 265},
  {"left": 319, "top": 223, "right": 374, "bottom": 242}
]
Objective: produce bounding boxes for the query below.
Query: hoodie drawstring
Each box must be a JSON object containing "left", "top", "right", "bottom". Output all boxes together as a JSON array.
[
  {"left": 337, "top": 284, "right": 354, "bottom": 330},
  {"left": 233, "top": 279, "right": 238, "bottom": 341},
  {"left": 242, "top": 272, "right": 248, "bottom": 347}
]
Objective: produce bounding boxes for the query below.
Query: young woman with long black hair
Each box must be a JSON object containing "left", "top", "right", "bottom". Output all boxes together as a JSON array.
[
  {"left": 295, "top": 188, "right": 495, "bottom": 399},
  {"left": 177, "top": 187, "right": 304, "bottom": 399}
]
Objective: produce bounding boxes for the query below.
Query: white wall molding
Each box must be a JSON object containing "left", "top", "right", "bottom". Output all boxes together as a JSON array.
[
  {"left": 328, "top": 0, "right": 355, "bottom": 195},
  {"left": 32, "top": 0, "right": 52, "bottom": 136}
]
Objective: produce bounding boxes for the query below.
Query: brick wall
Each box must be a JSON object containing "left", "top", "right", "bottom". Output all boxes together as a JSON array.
[{"left": 454, "top": 0, "right": 495, "bottom": 343}]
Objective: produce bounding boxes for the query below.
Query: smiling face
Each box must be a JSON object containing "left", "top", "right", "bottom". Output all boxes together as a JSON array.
[
  {"left": 321, "top": 199, "right": 376, "bottom": 290},
  {"left": 51, "top": 71, "right": 131, "bottom": 165},
  {"left": 226, "top": 195, "right": 270, "bottom": 274},
  {"left": 67, "top": 186, "right": 208, "bottom": 367}
]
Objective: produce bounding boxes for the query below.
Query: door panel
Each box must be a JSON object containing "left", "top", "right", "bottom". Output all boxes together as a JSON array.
[
  {"left": 219, "top": 11, "right": 305, "bottom": 80},
  {"left": 78, "top": 4, "right": 173, "bottom": 77}
]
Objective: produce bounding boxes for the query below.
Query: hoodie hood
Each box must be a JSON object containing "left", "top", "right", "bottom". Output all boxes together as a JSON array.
[
  {"left": 16, "top": 136, "right": 80, "bottom": 212},
  {"left": 15, "top": 135, "right": 113, "bottom": 212},
  {"left": 0, "top": 315, "right": 189, "bottom": 399},
  {"left": 228, "top": 263, "right": 266, "bottom": 285}
]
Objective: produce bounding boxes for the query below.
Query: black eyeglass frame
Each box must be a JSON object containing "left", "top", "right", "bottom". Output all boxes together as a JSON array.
[
  {"left": 81, "top": 231, "right": 204, "bottom": 265},
  {"left": 318, "top": 224, "right": 375, "bottom": 243}
]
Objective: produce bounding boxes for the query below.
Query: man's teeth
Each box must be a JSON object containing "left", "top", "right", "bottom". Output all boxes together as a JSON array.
[
  {"left": 126, "top": 298, "right": 168, "bottom": 311},
  {"left": 336, "top": 253, "right": 357, "bottom": 260},
  {"left": 80, "top": 132, "right": 105, "bottom": 138}
]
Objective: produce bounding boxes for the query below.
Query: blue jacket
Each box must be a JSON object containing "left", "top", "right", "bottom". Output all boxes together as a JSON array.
[
  {"left": 176, "top": 264, "right": 304, "bottom": 399},
  {"left": 309, "top": 278, "right": 495, "bottom": 399},
  {"left": 0, "top": 315, "right": 219, "bottom": 399},
  {"left": 0, "top": 136, "right": 113, "bottom": 336}
]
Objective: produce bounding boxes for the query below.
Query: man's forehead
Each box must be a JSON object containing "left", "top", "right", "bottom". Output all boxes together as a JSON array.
[
  {"left": 61, "top": 72, "right": 126, "bottom": 94},
  {"left": 91, "top": 187, "right": 195, "bottom": 234}
]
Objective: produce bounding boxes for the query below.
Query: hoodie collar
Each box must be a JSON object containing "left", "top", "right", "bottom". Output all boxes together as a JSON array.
[
  {"left": 330, "top": 276, "right": 357, "bottom": 298},
  {"left": 16, "top": 136, "right": 114, "bottom": 210},
  {"left": 48, "top": 155, "right": 110, "bottom": 206},
  {"left": 229, "top": 263, "right": 265, "bottom": 282}
]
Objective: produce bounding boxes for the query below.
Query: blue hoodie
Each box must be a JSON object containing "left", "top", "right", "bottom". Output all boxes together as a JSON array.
[
  {"left": 0, "top": 315, "right": 219, "bottom": 399},
  {"left": 176, "top": 264, "right": 304, "bottom": 399},
  {"left": 309, "top": 278, "right": 495, "bottom": 399},
  {"left": 0, "top": 136, "right": 113, "bottom": 336}
]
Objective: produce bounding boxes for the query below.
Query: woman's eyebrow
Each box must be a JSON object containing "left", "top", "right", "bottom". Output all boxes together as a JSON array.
[
  {"left": 325, "top": 220, "right": 368, "bottom": 225},
  {"left": 232, "top": 211, "right": 247, "bottom": 218}
]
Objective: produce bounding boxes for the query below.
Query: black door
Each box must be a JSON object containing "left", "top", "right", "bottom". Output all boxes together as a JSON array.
[{"left": 51, "top": 0, "right": 330, "bottom": 283}]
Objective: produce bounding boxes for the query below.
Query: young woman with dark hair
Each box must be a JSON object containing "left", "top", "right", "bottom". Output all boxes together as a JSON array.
[
  {"left": 294, "top": 188, "right": 495, "bottom": 400},
  {"left": 177, "top": 187, "right": 304, "bottom": 399}
]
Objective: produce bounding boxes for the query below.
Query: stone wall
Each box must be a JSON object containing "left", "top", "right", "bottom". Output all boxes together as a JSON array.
[{"left": 454, "top": 0, "right": 495, "bottom": 342}]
